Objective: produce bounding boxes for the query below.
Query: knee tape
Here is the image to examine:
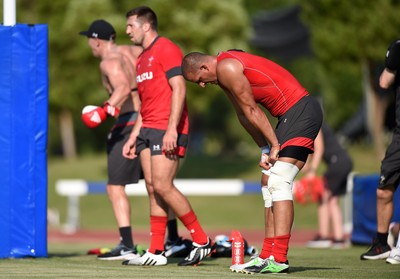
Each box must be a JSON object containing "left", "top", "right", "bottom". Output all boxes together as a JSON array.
[
  {"left": 268, "top": 161, "right": 299, "bottom": 202},
  {"left": 261, "top": 169, "right": 271, "bottom": 176},
  {"left": 262, "top": 186, "right": 272, "bottom": 208}
]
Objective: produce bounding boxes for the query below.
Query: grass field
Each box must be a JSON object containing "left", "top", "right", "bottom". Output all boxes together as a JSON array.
[
  {"left": 1, "top": 143, "right": 388, "bottom": 278},
  {"left": 0, "top": 244, "right": 398, "bottom": 278}
]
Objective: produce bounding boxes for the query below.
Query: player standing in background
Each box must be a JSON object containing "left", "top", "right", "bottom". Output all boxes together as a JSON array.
[
  {"left": 304, "top": 122, "right": 353, "bottom": 249},
  {"left": 361, "top": 39, "right": 400, "bottom": 264},
  {"left": 182, "top": 50, "right": 323, "bottom": 274},
  {"left": 79, "top": 19, "right": 144, "bottom": 261},
  {"left": 122, "top": 6, "right": 212, "bottom": 266},
  {"left": 79, "top": 19, "right": 190, "bottom": 261}
]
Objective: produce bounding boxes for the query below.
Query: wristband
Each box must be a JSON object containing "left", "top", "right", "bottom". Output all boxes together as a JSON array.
[
  {"left": 103, "top": 102, "right": 120, "bottom": 117},
  {"left": 260, "top": 145, "right": 270, "bottom": 155}
]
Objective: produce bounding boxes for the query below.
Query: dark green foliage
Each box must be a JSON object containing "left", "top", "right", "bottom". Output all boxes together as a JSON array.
[{"left": 3, "top": 0, "right": 400, "bottom": 155}]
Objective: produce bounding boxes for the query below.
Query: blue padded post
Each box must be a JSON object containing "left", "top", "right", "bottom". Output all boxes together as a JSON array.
[{"left": 0, "top": 24, "right": 48, "bottom": 258}]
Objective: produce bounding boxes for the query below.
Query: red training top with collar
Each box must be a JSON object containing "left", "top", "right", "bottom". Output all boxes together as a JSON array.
[
  {"left": 136, "top": 36, "right": 189, "bottom": 134},
  {"left": 217, "top": 50, "right": 308, "bottom": 117}
]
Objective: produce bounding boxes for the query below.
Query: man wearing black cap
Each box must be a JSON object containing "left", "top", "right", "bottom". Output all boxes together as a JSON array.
[
  {"left": 79, "top": 19, "right": 144, "bottom": 261},
  {"left": 79, "top": 19, "right": 117, "bottom": 41}
]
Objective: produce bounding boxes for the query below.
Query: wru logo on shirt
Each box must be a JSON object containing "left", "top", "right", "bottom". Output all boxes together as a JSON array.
[{"left": 137, "top": 72, "right": 153, "bottom": 83}]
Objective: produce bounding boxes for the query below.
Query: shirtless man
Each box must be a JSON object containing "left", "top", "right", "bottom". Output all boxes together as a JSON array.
[{"left": 79, "top": 19, "right": 143, "bottom": 261}]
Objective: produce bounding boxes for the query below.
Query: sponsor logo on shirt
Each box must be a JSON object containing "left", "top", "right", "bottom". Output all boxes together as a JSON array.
[{"left": 137, "top": 72, "right": 153, "bottom": 83}]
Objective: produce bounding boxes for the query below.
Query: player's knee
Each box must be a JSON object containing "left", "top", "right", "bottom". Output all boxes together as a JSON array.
[
  {"left": 268, "top": 161, "right": 299, "bottom": 202},
  {"left": 144, "top": 179, "right": 157, "bottom": 196},
  {"left": 106, "top": 184, "right": 125, "bottom": 198},
  {"left": 262, "top": 186, "right": 272, "bottom": 208},
  {"left": 261, "top": 171, "right": 269, "bottom": 185},
  {"left": 152, "top": 179, "right": 174, "bottom": 197},
  {"left": 152, "top": 181, "right": 165, "bottom": 195},
  {"left": 377, "top": 187, "right": 394, "bottom": 202}
]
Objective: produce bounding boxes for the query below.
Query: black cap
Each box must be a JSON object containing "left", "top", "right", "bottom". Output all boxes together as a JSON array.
[{"left": 79, "top": 19, "right": 116, "bottom": 41}]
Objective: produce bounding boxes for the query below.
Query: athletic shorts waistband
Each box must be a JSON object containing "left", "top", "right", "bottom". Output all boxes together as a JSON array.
[{"left": 113, "top": 111, "right": 138, "bottom": 129}]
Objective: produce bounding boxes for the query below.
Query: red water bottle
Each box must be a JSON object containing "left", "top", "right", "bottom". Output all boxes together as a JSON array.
[{"left": 230, "top": 230, "right": 244, "bottom": 265}]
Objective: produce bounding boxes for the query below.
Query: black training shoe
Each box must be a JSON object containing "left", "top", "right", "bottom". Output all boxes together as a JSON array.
[
  {"left": 178, "top": 237, "right": 212, "bottom": 266},
  {"left": 164, "top": 237, "right": 192, "bottom": 258},
  {"left": 97, "top": 243, "right": 141, "bottom": 261},
  {"left": 360, "top": 238, "right": 391, "bottom": 260}
]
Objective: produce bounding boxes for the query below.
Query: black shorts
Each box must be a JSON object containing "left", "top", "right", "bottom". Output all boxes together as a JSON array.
[
  {"left": 136, "top": 127, "right": 189, "bottom": 157},
  {"left": 324, "top": 153, "right": 353, "bottom": 196},
  {"left": 379, "top": 133, "right": 400, "bottom": 190},
  {"left": 107, "top": 121, "right": 142, "bottom": 186},
  {"left": 275, "top": 95, "right": 323, "bottom": 162}
]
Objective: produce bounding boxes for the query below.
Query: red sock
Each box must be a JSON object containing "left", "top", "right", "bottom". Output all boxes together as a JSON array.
[
  {"left": 148, "top": 215, "right": 168, "bottom": 254},
  {"left": 272, "top": 234, "right": 291, "bottom": 263},
  {"left": 259, "top": 237, "right": 274, "bottom": 259},
  {"left": 179, "top": 210, "right": 208, "bottom": 244}
]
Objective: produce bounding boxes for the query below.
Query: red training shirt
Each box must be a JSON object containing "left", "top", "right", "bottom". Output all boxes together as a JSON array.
[
  {"left": 136, "top": 36, "right": 189, "bottom": 134},
  {"left": 217, "top": 51, "right": 308, "bottom": 117}
]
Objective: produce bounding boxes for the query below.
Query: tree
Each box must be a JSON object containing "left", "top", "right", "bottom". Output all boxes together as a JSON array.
[
  {"left": 299, "top": 0, "right": 400, "bottom": 157},
  {"left": 8, "top": 0, "right": 400, "bottom": 157},
  {"left": 245, "top": 0, "right": 400, "bottom": 157},
  {"left": 12, "top": 0, "right": 124, "bottom": 157},
  {"left": 12, "top": 0, "right": 251, "bottom": 157}
]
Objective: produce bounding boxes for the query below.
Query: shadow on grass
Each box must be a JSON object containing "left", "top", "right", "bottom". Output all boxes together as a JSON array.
[
  {"left": 166, "top": 259, "right": 341, "bottom": 272},
  {"left": 161, "top": 256, "right": 221, "bottom": 266},
  {"left": 47, "top": 253, "right": 83, "bottom": 258},
  {"left": 290, "top": 266, "right": 340, "bottom": 273}
]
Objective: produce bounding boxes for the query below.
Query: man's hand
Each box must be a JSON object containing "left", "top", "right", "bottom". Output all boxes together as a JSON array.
[
  {"left": 81, "top": 105, "right": 107, "bottom": 128},
  {"left": 162, "top": 129, "right": 178, "bottom": 158},
  {"left": 259, "top": 144, "right": 280, "bottom": 170},
  {"left": 268, "top": 144, "right": 280, "bottom": 164},
  {"left": 122, "top": 137, "right": 137, "bottom": 159}
]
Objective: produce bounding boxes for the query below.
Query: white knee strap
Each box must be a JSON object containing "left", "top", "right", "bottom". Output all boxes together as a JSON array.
[
  {"left": 262, "top": 186, "right": 272, "bottom": 208},
  {"left": 268, "top": 161, "right": 299, "bottom": 202}
]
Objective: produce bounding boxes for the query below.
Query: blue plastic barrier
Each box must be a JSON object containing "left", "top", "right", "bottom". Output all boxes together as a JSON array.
[
  {"left": 0, "top": 24, "right": 48, "bottom": 258},
  {"left": 351, "top": 174, "right": 400, "bottom": 245}
]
